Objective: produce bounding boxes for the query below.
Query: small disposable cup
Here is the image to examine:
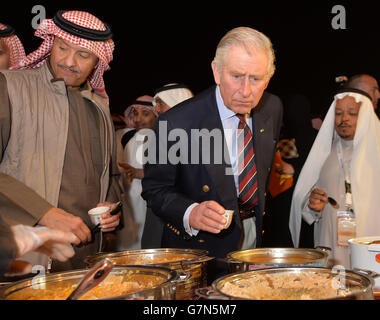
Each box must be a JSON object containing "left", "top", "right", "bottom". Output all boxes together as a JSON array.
[
  {"left": 88, "top": 206, "right": 109, "bottom": 226},
  {"left": 223, "top": 210, "right": 234, "bottom": 229}
]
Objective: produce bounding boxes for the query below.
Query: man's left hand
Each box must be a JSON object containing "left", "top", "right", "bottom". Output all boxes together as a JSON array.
[
  {"left": 118, "top": 162, "right": 144, "bottom": 182},
  {"left": 97, "top": 202, "right": 121, "bottom": 232}
]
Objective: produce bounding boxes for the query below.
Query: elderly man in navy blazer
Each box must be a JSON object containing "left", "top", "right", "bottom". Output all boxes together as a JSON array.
[{"left": 142, "top": 27, "right": 283, "bottom": 277}]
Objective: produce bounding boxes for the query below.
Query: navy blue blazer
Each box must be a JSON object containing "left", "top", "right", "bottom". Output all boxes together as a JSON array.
[{"left": 142, "top": 86, "right": 283, "bottom": 258}]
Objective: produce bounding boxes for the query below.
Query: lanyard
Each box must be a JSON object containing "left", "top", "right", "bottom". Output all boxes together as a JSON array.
[{"left": 336, "top": 139, "right": 353, "bottom": 210}]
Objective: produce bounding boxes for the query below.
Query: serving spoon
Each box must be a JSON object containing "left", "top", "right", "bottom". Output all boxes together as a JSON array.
[
  {"left": 310, "top": 183, "right": 339, "bottom": 210},
  {"left": 66, "top": 258, "right": 114, "bottom": 300},
  {"left": 327, "top": 197, "right": 339, "bottom": 209}
]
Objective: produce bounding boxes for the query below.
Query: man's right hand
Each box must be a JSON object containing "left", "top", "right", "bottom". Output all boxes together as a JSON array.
[
  {"left": 308, "top": 188, "right": 328, "bottom": 212},
  {"left": 189, "top": 201, "right": 226, "bottom": 234},
  {"left": 38, "top": 208, "right": 91, "bottom": 245}
]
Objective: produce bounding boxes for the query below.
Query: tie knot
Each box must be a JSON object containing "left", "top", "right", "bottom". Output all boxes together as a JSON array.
[{"left": 236, "top": 113, "right": 247, "bottom": 124}]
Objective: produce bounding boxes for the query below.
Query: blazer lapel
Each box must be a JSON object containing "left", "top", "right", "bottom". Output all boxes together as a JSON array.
[
  {"left": 252, "top": 107, "right": 272, "bottom": 169},
  {"left": 252, "top": 96, "right": 275, "bottom": 206}
]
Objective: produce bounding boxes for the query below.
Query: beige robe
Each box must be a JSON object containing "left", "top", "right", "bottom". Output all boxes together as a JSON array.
[{"left": 0, "top": 71, "right": 121, "bottom": 272}]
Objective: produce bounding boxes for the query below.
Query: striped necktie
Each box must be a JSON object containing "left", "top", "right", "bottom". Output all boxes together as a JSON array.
[{"left": 236, "top": 114, "right": 258, "bottom": 219}]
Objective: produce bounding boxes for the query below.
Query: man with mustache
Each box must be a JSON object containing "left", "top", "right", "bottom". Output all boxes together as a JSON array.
[
  {"left": 290, "top": 88, "right": 380, "bottom": 268},
  {"left": 0, "top": 10, "right": 122, "bottom": 272},
  {"left": 142, "top": 27, "right": 283, "bottom": 279}
]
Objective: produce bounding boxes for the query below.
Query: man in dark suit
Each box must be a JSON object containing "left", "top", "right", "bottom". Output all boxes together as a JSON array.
[{"left": 141, "top": 27, "right": 282, "bottom": 278}]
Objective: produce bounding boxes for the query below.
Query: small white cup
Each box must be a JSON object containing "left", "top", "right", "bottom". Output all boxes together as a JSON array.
[
  {"left": 88, "top": 206, "right": 109, "bottom": 226},
  {"left": 223, "top": 210, "right": 234, "bottom": 229}
]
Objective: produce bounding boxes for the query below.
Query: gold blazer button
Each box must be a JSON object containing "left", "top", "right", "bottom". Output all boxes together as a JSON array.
[{"left": 202, "top": 185, "right": 210, "bottom": 193}]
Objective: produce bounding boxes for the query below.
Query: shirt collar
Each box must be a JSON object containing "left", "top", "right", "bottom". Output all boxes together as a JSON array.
[{"left": 215, "top": 85, "right": 236, "bottom": 121}]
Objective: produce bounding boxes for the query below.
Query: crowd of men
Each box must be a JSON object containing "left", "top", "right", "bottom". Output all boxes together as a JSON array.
[{"left": 0, "top": 10, "right": 379, "bottom": 282}]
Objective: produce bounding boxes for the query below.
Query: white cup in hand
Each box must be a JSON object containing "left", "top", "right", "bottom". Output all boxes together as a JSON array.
[{"left": 88, "top": 206, "right": 109, "bottom": 226}]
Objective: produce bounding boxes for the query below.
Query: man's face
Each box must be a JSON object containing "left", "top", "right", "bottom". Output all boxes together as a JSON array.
[
  {"left": 0, "top": 40, "right": 10, "bottom": 70},
  {"left": 363, "top": 76, "right": 380, "bottom": 110},
  {"left": 154, "top": 97, "right": 171, "bottom": 114},
  {"left": 133, "top": 107, "right": 157, "bottom": 131},
  {"left": 49, "top": 37, "right": 98, "bottom": 86},
  {"left": 334, "top": 96, "right": 361, "bottom": 140},
  {"left": 211, "top": 44, "right": 270, "bottom": 115}
]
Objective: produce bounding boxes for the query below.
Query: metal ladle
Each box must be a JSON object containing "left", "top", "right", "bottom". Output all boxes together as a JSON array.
[{"left": 66, "top": 258, "right": 114, "bottom": 300}]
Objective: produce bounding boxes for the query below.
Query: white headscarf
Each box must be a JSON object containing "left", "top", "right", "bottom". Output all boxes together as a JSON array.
[
  {"left": 289, "top": 90, "right": 380, "bottom": 247},
  {"left": 154, "top": 83, "right": 193, "bottom": 108}
]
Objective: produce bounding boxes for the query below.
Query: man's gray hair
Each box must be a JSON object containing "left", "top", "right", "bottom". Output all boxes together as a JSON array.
[{"left": 214, "top": 27, "right": 276, "bottom": 80}]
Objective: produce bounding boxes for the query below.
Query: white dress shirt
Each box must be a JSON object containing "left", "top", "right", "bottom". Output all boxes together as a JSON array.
[{"left": 183, "top": 86, "right": 253, "bottom": 237}]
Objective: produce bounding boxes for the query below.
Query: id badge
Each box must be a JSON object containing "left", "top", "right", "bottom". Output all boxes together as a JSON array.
[{"left": 337, "top": 210, "right": 356, "bottom": 247}]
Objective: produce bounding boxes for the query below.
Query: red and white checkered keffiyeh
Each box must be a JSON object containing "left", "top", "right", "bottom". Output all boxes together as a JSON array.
[
  {"left": 0, "top": 23, "right": 26, "bottom": 67},
  {"left": 12, "top": 11, "right": 114, "bottom": 103}
]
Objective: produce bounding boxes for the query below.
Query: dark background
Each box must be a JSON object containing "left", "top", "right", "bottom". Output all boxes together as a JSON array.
[{"left": 2, "top": 1, "right": 379, "bottom": 116}]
